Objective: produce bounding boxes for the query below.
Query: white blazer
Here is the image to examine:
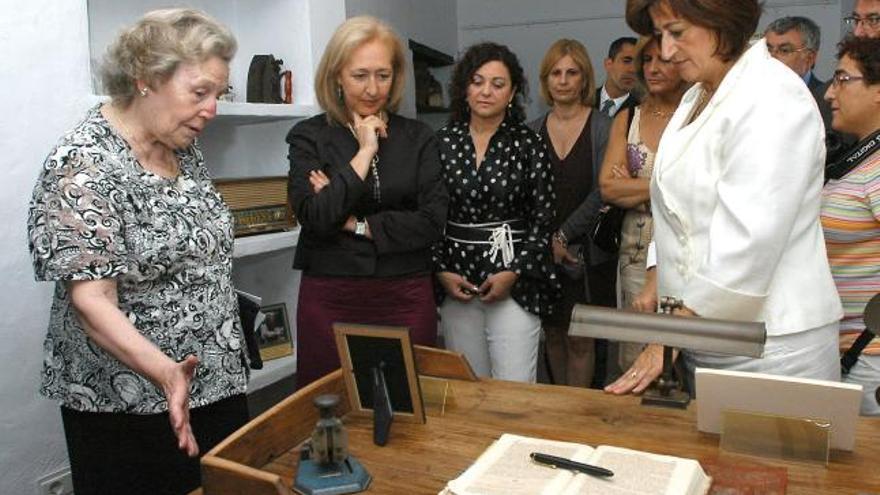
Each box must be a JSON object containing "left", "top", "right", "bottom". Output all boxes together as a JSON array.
[{"left": 651, "top": 40, "right": 842, "bottom": 336}]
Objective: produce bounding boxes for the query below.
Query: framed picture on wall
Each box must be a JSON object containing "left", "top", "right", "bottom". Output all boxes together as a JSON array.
[{"left": 257, "top": 303, "right": 293, "bottom": 361}]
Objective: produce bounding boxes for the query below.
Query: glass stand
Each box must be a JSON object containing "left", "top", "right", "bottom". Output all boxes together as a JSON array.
[
  {"left": 420, "top": 376, "right": 455, "bottom": 416},
  {"left": 720, "top": 409, "right": 831, "bottom": 465}
]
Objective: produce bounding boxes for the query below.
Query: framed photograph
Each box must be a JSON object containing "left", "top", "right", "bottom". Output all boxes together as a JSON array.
[
  {"left": 257, "top": 303, "right": 293, "bottom": 361},
  {"left": 334, "top": 324, "right": 425, "bottom": 424}
]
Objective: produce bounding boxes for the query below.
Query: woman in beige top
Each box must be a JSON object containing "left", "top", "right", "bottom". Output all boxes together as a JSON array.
[{"left": 598, "top": 35, "right": 687, "bottom": 377}]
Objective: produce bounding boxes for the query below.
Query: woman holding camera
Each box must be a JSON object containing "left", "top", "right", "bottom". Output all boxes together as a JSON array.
[{"left": 823, "top": 36, "right": 880, "bottom": 415}]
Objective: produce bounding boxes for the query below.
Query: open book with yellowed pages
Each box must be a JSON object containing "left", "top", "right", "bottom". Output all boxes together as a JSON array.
[{"left": 439, "top": 433, "right": 711, "bottom": 495}]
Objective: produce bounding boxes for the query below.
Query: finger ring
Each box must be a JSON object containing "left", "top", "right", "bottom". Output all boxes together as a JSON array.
[{"left": 630, "top": 372, "right": 638, "bottom": 378}]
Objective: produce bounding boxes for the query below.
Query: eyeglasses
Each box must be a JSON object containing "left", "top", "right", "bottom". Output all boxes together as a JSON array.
[
  {"left": 844, "top": 14, "right": 880, "bottom": 29},
  {"left": 831, "top": 71, "right": 866, "bottom": 87},
  {"left": 766, "top": 44, "right": 811, "bottom": 57}
]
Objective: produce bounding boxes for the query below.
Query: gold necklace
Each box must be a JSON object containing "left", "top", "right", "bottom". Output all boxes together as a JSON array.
[{"left": 644, "top": 102, "right": 675, "bottom": 119}]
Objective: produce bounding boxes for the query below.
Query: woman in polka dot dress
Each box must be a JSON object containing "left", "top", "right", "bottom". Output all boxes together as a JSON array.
[{"left": 433, "top": 42, "right": 560, "bottom": 383}]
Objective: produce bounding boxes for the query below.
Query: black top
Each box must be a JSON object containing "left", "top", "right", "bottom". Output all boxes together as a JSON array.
[
  {"left": 432, "top": 119, "right": 561, "bottom": 316},
  {"left": 540, "top": 114, "right": 594, "bottom": 326},
  {"left": 286, "top": 113, "right": 448, "bottom": 277},
  {"left": 542, "top": 115, "right": 594, "bottom": 233}
]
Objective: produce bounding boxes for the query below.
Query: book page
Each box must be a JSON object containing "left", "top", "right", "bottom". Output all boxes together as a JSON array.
[
  {"left": 563, "top": 446, "right": 710, "bottom": 495},
  {"left": 444, "top": 434, "right": 594, "bottom": 495}
]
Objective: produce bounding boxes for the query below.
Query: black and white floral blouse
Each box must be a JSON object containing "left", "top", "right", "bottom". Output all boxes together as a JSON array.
[
  {"left": 433, "top": 119, "right": 561, "bottom": 316},
  {"left": 27, "top": 105, "right": 247, "bottom": 414}
]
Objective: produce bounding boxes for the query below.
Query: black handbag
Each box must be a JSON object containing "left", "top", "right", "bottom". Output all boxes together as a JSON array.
[
  {"left": 588, "top": 106, "right": 636, "bottom": 254},
  {"left": 589, "top": 204, "right": 625, "bottom": 254}
]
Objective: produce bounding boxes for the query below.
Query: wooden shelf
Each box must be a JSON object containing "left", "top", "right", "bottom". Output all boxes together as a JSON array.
[
  {"left": 233, "top": 228, "right": 300, "bottom": 258},
  {"left": 216, "top": 102, "right": 318, "bottom": 125},
  {"left": 85, "top": 96, "right": 319, "bottom": 125}
]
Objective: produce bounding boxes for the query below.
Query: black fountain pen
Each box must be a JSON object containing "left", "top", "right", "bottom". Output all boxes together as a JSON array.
[{"left": 530, "top": 452, "right": 614, "bottom": 478}]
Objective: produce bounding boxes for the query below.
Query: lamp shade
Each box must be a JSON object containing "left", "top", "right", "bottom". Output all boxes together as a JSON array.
[{"left": 569, "top": 304, "right": 766, "bottom": 358}]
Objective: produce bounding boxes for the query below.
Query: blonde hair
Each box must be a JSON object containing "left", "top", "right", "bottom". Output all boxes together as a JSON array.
[
  {"left": 633, "top": 35, "right": 658, "bottom": 90},
  {"left": 315, "top": 16, "right": 407, "bottom": 126},
  {"left": 101, "top": 8, "right": 237, "bottom": 107},
  {"left": 538, "top": 39, "right": 596, "bottom": 107}
]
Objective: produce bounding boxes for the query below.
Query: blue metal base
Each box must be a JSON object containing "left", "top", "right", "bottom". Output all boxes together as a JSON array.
[{"left": 293, "top": 456, "right": 372, "bottom": 495}]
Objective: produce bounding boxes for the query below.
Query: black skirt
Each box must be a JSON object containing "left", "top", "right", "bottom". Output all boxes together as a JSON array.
[{"left": 61, "top": 393, "right": 249, "bottom": 495}]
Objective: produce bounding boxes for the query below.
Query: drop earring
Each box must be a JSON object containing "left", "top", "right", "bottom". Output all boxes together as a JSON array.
[{"left": 337, "top": 86, "right": 343, "bottom": 101}]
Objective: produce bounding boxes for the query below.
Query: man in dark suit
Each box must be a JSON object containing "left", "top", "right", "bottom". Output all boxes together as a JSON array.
[
  {"left": 765, "top": 18, "right": 829, "bottom": 128},
  {"left": 765, "top": 16, "right": 853, "bottom": 166},
  {"left": 594, "top": 37, "right": 639, "bottom": 118}
]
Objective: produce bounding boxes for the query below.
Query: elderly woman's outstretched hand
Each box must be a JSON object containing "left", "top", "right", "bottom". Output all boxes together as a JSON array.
[{"left": 161, "top": 355, "right": 201, "bottom": 457}]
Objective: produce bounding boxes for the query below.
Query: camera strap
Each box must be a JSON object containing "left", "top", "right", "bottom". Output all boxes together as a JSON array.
[
  {"left": 840, "top": 328, "right": 876, "bottom": 376},
  {"left": 825, "top": 128, "right": 880, "bottom": 183}
]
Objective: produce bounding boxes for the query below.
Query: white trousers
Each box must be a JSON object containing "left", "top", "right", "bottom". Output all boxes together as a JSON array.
[
  {"left": 439, "top": 297, "right": 541, "bottom": 383},
  {"left": 844, "top": 354, "right": 880, "bottom": 416},
  {"left": 684, "top": 321, "right": 841, "bottom": 385}
]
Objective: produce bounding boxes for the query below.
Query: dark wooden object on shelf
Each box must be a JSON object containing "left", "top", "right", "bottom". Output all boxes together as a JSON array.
[{"left": 214, "top": 176, "right": 296, "bottom": 237}]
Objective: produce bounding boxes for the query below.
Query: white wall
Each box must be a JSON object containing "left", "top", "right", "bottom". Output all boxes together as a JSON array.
[
  {"left": 0, "top": 1, "right": 93, "bottom": 493},
  {"left": 345, "top": 0, "right": 459, "bottom": 118},
  {"left": 458, "top": 0, "right": 847, "bottom": 120},
  {"left": 0, "top": 1, "right": 347, "bottom": 493}
]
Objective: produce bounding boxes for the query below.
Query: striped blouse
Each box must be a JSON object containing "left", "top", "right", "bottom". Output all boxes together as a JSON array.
[{"left": 821, "top": 148, "right": 880, "bottom": 355}]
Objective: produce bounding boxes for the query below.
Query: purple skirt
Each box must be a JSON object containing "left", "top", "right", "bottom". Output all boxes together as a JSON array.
[{"left": 296, "top": 274, "right": 438, "bottom": 388}]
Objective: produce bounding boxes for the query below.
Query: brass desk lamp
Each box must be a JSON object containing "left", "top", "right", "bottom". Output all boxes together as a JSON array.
[{"left": 569, "top": 299, "right": 766, "bottom": 408}]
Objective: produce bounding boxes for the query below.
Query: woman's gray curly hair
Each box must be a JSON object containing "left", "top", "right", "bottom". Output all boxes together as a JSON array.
[{"left": 101, "top": 8, "right": 237, "bottom": 106}]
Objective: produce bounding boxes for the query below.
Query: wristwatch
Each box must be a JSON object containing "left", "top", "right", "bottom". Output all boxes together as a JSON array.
[{"left": 354, "top": 216, "right": 367, "bottom": 236}]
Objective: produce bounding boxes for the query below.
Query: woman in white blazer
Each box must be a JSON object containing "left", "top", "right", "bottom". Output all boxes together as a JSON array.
[{"left": 608, "top": 0, "right": 843, "bottom": 395}]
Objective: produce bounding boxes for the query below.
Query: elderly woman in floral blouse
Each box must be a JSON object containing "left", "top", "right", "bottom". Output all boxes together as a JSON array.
[{"left": 27, "top": 9, "right": 247, "bottom": 495}]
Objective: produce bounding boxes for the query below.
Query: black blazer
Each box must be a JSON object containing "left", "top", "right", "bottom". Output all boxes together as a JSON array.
[
  {"left": 594, "top": 87, "right": 639, "bottom": 117},
  {"left": 286, "top": 113, "right": 448, "bottom": 277}
]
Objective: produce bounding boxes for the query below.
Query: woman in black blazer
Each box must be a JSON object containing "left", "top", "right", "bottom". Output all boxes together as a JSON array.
[{"left": 287, "top": 16, "right": 448, "bottom": 388}]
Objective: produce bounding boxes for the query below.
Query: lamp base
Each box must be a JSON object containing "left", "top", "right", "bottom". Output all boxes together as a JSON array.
[
  {"left": 293, "top": 456, "right": 372, "bottom": 495},
  {"left": 641, "top": 387, "right": 691, "bottom": 409}
]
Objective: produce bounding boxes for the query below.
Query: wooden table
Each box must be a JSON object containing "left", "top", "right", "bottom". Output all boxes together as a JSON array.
[{"left": 199, "top": 365, "right": 880, "bottom": 494}]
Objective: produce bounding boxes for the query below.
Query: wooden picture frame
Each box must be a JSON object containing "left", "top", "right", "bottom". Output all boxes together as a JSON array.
[
  {"left": 257, "top": 303, "right": 293, "bottom": 361},
  {"left": 333, "top": 324, "right": 425, "bottom": 424}
]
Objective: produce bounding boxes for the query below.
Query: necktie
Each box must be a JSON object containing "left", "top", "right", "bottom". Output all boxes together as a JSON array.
[{"left": 601, "top": 99, "right": 615, "bottom": 117}]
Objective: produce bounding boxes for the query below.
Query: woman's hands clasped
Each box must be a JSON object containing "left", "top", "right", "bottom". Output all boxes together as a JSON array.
[{"left": 438, "top": 271, "right": 518, "bottom": 304}]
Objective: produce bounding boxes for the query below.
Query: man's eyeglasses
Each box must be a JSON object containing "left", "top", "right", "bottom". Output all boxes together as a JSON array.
[
  {"left": 831, "top": 71, "right": 866, "bottom": 87},
  {"left": 844, "top": 14, "right": 880, "bottom": 29},
  {"left": 766, "top": 43, "right": 811, "bottom": 57}
]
